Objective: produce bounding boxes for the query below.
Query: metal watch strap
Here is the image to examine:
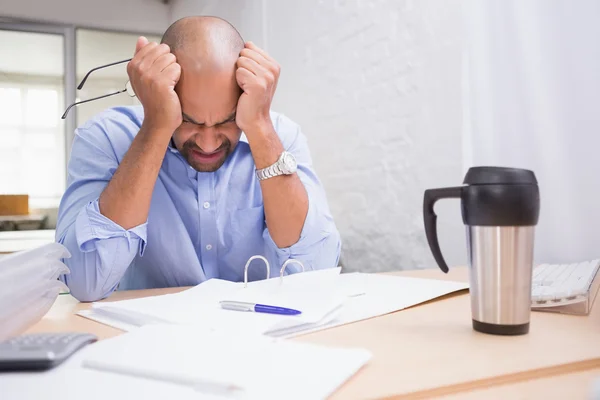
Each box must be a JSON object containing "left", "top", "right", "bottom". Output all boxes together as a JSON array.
[
  {"left": 256, "top": 153, "right": 284, "bottom": 180},
  {"left": 256, "top": 161, "right": 282, "bottom": 180}
]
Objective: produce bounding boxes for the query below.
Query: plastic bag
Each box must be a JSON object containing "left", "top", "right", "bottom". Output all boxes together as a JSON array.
[
  {"left": 0, "top": 243, "right": 71, "bottom": 273},
  {"left": 0, "top": 258, "right": 69, "bottom": 288},
  {"left": 0, "top": 280, "right": 68, "bottom": 341},
  {"left": 0, "top": 243, "right": 71, "bottom": 341}
]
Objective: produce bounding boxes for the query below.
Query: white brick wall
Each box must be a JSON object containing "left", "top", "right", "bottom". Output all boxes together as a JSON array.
[{"left": 170, "top": 0, "right": 467, "bottom": 272}]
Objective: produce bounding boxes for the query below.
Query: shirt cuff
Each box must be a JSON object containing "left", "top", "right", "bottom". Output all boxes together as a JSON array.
[{"left": 75, "top": 199, "right": 148, "bottom": 256}]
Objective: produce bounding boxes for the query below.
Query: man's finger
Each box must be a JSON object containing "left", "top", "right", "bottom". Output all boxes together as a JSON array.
[
  {"left": 236, "top": 67, "right": 255, "bottom": 89},
  {"left": 139, "top": 43, "right": 171, "bottom": 71},
  {"left": 151, "top": 52, "right": 177, "bottom": 74},
  {"left": 132, "top": 42, "right": 159, "bottom": 67},
  {"left": 245, "top": 41, "right": 275, "bottom": 62},
  {"left": 236, "top": 56, "right": 268, "bottom": 77},
  {"left": 162, "top": 63, "right": 181, "bottom": 89},
  {"left": 135, "top": 36, "right": 149, "bottom": 54},
  {"left": 240, "top": 48, "right": 270, "bottom": 69}
]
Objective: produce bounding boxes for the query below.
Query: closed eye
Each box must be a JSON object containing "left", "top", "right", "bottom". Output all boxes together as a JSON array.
[{"left": 219, "top": 114, "right": 237, "bottom": 125}]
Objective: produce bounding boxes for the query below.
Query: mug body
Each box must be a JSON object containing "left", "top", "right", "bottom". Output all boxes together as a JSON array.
[{"left": 466, "top": 225, "right": 535, "bottom": 334}]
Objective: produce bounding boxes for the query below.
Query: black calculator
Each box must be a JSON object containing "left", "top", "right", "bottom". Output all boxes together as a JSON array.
[{"left": 0, "top": 332, "right": 98, "bottom": 371}]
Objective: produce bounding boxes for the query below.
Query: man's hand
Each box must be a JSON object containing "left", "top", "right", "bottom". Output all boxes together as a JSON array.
[
  {"left": 235, "top": 42, "right": 280, "bottom": 134},
  {"left": 127, "top": 36, "right": 182, "bottom": 133}
]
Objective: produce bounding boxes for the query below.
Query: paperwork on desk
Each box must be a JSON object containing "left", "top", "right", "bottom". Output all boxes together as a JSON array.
[
  {"left": 303, "top": 272, "right": 469, "bottom": 337},
  {"left": 78, "top": 267, "right": 468, "bottom": 338},
  {"left": 0, "top": 324, "right": 371, "bottom": 400},
  {"left": 81, "top": 267, "right": 346, "bottom": 337},
  {"left": 84, "top": 324, "right": 371, "bottom": 399}
]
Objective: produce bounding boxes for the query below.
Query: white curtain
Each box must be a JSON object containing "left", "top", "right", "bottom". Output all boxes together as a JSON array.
[{"left": 462, "top": 0, "right": 600, "bottom": 264}]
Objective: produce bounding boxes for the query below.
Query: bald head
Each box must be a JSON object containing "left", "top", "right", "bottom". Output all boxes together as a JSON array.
[
  {"left": 161, "top": 16, "right": 244, "bottom": 67},
  {"left": 164, "top": 16, "right": 246, "bottom": 172}
]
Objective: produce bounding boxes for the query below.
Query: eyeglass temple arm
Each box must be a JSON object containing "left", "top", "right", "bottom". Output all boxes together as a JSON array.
[
  {"left": 61, "top": 88, "right": 128, "bottom": 119},
  {"left": 77, "top": 58, "right": 132, "bottom": 90}
]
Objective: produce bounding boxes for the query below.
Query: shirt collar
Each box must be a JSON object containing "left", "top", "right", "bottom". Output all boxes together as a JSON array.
[{"left": 168, "top": 137, "right": 178, "bottom": 153}]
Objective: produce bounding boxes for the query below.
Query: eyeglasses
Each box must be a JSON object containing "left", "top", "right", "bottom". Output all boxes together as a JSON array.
[{"left": 61, "top": 58, "right": 136, "bottom": 119}]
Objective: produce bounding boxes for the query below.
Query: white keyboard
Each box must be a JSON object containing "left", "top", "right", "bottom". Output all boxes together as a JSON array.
[{"left": 531, "top": 259, "right": 600, "bottom": 315}]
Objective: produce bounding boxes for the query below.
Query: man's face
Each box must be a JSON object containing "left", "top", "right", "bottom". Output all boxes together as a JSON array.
[{"left": 172, "top": 54, "right": 242, "bottom": 172}]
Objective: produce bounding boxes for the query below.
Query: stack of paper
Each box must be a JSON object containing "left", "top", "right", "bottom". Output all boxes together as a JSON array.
[
  {"left": 79, "top": 267, "right": 468, "bottom": 339},
  {"left": 81, "top": 268, "right": 348, "bottom": 337},
  {"left": 0, "top": 243, "right": 71, "bottom": 341},
  {"left": 81, "top": 324, "right": 372, "bottom": 399}
]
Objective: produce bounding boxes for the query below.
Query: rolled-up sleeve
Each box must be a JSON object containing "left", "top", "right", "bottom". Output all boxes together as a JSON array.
[
  {"left": 56, "top": 117, "right": 145, "bottom": 302},
  {"left": 76, "top": 200, "right": 147, "bottom": 255},
  {"left": 263, "top": 115, "right": 342, "bottom": 275}
]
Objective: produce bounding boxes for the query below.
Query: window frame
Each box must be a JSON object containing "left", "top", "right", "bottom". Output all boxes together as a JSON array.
[
  {"left": 0, "top": 21, "right": 75, "bottom": 209},
  {"left": 0, "top": 20, "right": 161, "bottom": 211}
]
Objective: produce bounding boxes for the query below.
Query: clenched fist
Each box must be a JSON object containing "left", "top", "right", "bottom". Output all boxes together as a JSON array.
[
  {"left": 127, "top": 37, "right": 182, "bottom": 133},
  {"left": 235, "top": 42, "right": 280, "bottom": 135}
]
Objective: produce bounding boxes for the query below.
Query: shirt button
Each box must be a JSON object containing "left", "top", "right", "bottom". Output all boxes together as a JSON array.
[
  {"left": 206, "top": 244, "right": 212, "bottom": 250},
  {"left": 203, "top": 202, "right": 210, "bottom": 209}
]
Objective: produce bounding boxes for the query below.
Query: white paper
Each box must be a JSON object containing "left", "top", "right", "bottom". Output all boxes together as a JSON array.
[
  {"left": 0, "top": 341, "right": 215, "bottom": 400},
  {"left": 81, "top": 324, "right": 371, "bottom": 400},
  {"left": 87, "top": 268, "right": 347, "bottom": 337},
  {"left": 280, "top": 273, "right": 469, "bottom": 338},
  {"left": 79, "top": 270, "right": 467, "bottom": 339}
]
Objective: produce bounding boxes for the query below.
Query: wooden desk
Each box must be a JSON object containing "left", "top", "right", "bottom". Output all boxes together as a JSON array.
[
  {"left": 437, "top": 368, "right": 600, "bottom": 399},
  {"left": 26, "top": 267, "right": 600, "bottom": 399}
]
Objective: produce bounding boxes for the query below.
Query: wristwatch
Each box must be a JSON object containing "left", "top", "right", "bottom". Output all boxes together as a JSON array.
[{"left": 255, "top": 151, "right": 298, "bottom": 180}]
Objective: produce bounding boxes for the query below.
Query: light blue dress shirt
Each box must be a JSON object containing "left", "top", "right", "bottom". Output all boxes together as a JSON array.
[{"left": 56, "top": 105, "right": 341, "bottom": 302}]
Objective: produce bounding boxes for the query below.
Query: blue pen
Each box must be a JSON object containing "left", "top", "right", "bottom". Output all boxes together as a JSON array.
[{"left": 219, "top": 301, "right": 301, "bottom": 315}]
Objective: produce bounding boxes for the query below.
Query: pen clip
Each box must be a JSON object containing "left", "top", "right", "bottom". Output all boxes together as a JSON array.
[
  {"left": 243, "top": 255, "right": 270, "bottom": 288},
  {"left": 280, "top": 259, "right": 306, "bottom": 284}
]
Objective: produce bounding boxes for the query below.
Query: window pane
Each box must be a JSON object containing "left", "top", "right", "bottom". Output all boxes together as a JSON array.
[
  {"left": 0, "top": 150, "right": 22, "bottom": 194},
  {"left": 0, "top": 88, "right": 22, "bottom": 126},
  {"left": 0, "top": 128, "right": 22, "bottom": 148},
  {"left": 23, "top": 150, "right": 60, "bottom": 197},
  {"left": 0, "top": 29, "right": 65, "bottom": 202},
  {"left": 0, "top": 31, "right": 64, "bottom": 78},
  {"left": 24, "top": 132, "right": 56, "bottom": 149},
  {"left": 26, "top": 89, "right": 58, "bottom": 128},
  {"left": 76, "top": 29, "right": 161, "bottom": 125}
]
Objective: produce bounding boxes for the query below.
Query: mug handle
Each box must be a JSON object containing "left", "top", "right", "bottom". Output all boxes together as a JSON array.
[{"left": 423, "top": 187, "right": 463, "bottom": 273}]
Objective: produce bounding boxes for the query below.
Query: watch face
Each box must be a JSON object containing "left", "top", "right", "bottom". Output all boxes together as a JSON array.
[{"left": 283, "top": 152, "right": 297, "bottom": 173}]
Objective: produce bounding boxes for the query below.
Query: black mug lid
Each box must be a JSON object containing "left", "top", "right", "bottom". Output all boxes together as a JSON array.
[{"left": 463, "top": 166, "right": 537, "bottom": 185}]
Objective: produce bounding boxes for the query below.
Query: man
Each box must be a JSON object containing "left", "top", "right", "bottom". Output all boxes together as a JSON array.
[{"left": 56, "top": 16, "right": 341, "bottom": 302}]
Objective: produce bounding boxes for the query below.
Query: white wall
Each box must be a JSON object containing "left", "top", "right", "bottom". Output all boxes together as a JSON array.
[
  {"left": 170, "top": 0, "right": 466, "bottom": 272},
  {"left": 170, "top": 0, "right": 265, "bottom": 48},
  {"left": 0, "top": 0, "right": 169, "bottom": 34},
  {"left": 463, "top": 0, "right": 600, "bottom": 265}
]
